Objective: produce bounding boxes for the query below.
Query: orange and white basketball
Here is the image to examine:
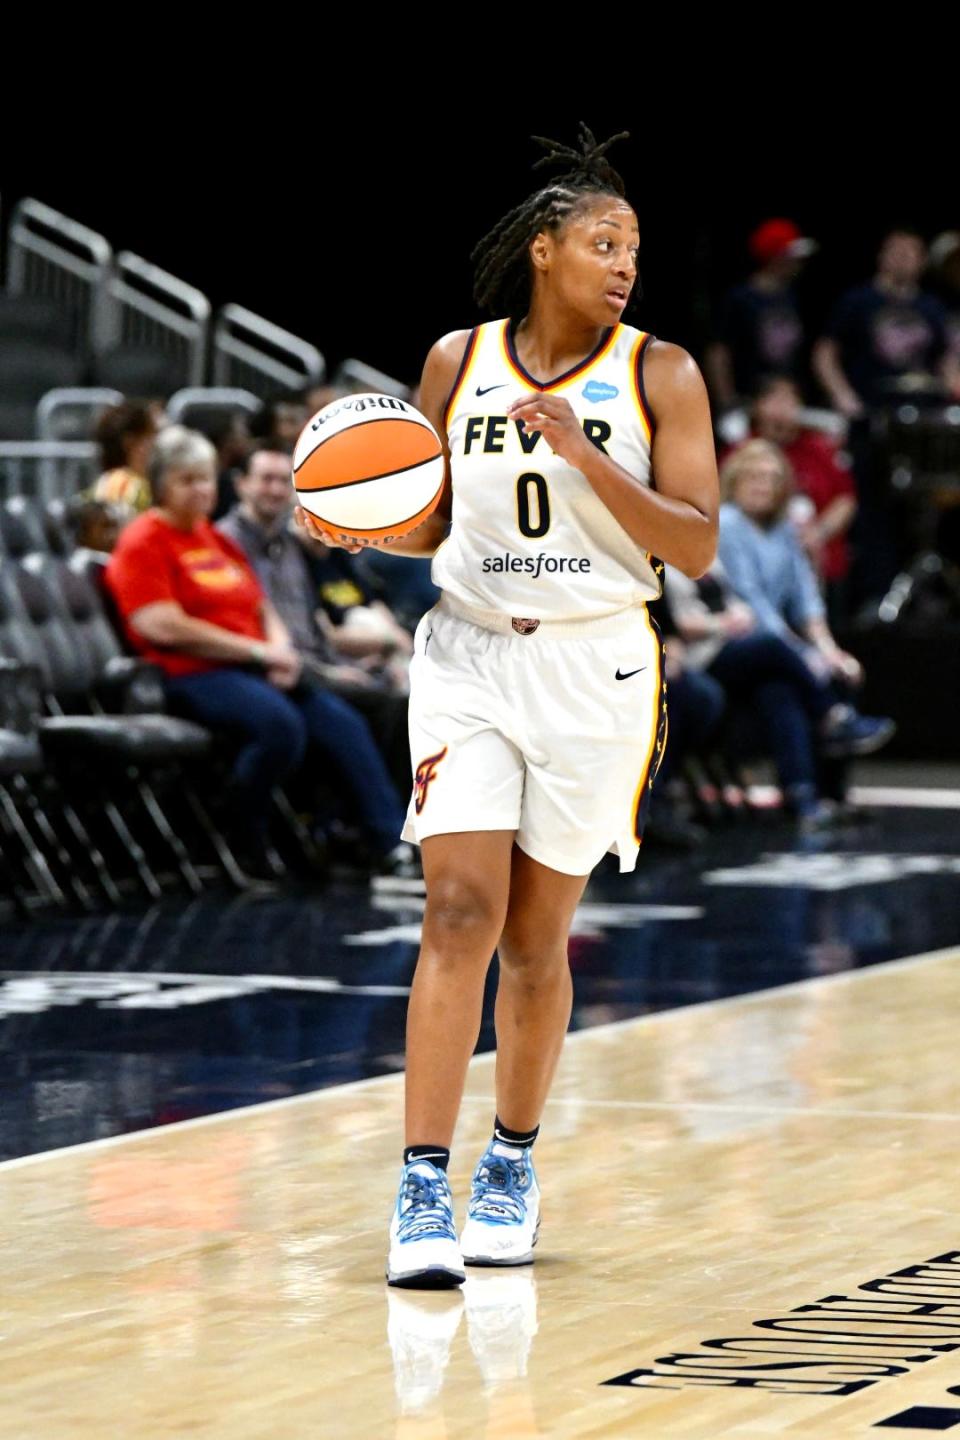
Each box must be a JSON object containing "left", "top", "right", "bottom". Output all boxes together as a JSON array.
[{"left": 292, "top": 393, "right": 445, "bottom": 546}]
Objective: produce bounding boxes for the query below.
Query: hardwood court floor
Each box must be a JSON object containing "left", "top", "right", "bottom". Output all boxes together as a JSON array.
[{"left": 3, "top": 944, "right": 960, "bottom": 1438}]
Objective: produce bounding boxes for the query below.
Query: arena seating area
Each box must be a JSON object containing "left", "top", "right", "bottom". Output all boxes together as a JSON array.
[
  {"left": 0, "top": 489, "right": 335, "bottom": 909},
  {"left": 2, "top": 196, "right": 959, "bottom": 911},
  {"left": 0, "top": 197, "right": 409, "bottom": 498}
]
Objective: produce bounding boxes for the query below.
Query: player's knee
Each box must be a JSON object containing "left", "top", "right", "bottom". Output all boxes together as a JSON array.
[
  {"left": 424, "top": 875, "right": 503, "bottom": 947},
  {"left": 498, "top": 925, "right": 569, "bottom": 978}
]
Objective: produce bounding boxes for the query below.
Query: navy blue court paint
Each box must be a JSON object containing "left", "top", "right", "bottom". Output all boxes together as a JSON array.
[
  {"left": 874, "top": 1407, "right": 960, "bottom": 1429},
  {"left": 1, "top": 799, "right": 958, "bottom": 1162}
]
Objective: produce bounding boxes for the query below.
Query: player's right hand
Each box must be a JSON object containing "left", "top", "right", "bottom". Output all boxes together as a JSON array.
[{"left": 293, "top": 505, "right": 362, "bottom": 554}]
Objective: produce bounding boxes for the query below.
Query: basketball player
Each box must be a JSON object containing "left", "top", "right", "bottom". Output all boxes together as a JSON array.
[{"left": 296, "top": 125, "right": 719, "bottom": 1287}]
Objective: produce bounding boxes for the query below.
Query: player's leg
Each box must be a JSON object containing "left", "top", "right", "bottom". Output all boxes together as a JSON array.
[
  {"left": 388, "top": 828, "right": 515, "bottom": 1289},
  {"left": 405, "top": 829, "right": 516, "bottom": 1147},
  {"left": 494, "top": 847, "right": 587, "bottom": 1131},
  {"left": 390, "top": 608, "right": 525, "bottom": 1286},
  {"left": 460, "top": 848, "right": 587, "bottom": 1267},
  {"left": 457, "top": 616, "right": 663, "bottom": 1267}
]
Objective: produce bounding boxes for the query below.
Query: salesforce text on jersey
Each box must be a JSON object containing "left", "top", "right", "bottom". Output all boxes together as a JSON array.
[{"left": 481, "top": 553, "right": 592, "bottom": 576}]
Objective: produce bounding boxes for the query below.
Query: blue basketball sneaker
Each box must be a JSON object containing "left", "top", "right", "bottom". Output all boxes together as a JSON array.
[
  {"left": 387, "top": 1160, "right": 466, "bottom": 1288},
  {"left": 460, "top": 1141, "right": 541, "bottom": 1266}
]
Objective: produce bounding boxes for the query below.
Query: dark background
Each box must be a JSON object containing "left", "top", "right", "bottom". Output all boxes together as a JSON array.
[{"left": 2, "top": 104, "right": 952, "bottom": 388}]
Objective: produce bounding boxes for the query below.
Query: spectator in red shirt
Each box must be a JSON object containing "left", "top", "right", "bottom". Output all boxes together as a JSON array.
[
  {"left": 723, "top": 377, "right": 858, "bottom": 625},
  {"left": 105, "top": 426, "right": 412, "bottom": 878}
]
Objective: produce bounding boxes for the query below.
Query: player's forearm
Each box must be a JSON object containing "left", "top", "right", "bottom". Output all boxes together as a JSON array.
[
  {"left": 381, "top": 511, "right": 450, "bottom": 557},
  {"left": 576, "top": 447, "right": 717, "bottom": 579}
]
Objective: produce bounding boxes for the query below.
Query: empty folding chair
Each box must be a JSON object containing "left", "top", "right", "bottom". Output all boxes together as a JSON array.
[{"left": 1, "top": 554, "right": 212, "bottom": 899}]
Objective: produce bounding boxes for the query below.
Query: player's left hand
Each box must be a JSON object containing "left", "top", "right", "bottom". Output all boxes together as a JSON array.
[{"left": 507, "top": 394, "right": 592, "bottom": 468}]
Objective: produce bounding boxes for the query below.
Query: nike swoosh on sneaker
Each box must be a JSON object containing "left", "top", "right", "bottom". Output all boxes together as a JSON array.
[
  {"left": 476, "top": 384, "right": 507, "bottom": 396},
  {"left": 615, "top": 666, "right": 646, "bottom": 680}
]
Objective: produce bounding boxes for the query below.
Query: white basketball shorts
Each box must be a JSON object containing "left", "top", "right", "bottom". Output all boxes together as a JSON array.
[{"left": 400, "top": 594, "right": 668, "bottom": 875}]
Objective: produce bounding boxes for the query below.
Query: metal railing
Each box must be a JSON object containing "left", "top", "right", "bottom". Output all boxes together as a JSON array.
[
  {"left": 212, "top": 304, "right": 324, "bottom": 397},
  {"left": 332, "top": 358, "right": 411, "bottom": 400},
  {"left": 35, "top": 388, "right": 123, "bottom": 442},
  {"left": 97, "top": 252, "right": 210, "bottom": 386},
  {"left": 166, "top": 387, "right": 261, "bottom": 425},
  {"left": 881, "top": 403, "right": 960, "bottom": 491},
  {"left": 6, "top": 199, "right": 112, "bottom": 354},
  {"left": 0, "top": 442, "right": 99, "bottom": 501}
]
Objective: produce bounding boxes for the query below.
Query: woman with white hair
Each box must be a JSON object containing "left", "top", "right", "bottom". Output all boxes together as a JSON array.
[
  {"left": 105, "top": 426, "right": 413, "bottom": 879},
  {"left": 707, "top": 439, "right": 894, "bottom": 820},
  {"left": 719, "top": 439, "right": 864, "bottom": 680}
]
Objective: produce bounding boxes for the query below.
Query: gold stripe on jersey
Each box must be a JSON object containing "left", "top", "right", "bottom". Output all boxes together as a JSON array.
[
  {"left": 442, "top": 328, "right": 481, "bottom": 433},
  {"left": 631, "top": 609, "right": 667, "bottom": 843},
  {"left": 632, "top": 332, "right": 659, "bottom": 595},
  {"left": 498, "top": 319, "right": 621, "bottom": 393},
  {"left": 629, "top": 332, "right": 654, "bottom": 444}
]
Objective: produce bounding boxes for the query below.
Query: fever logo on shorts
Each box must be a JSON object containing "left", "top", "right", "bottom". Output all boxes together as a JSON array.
[{"left": 413, "top": 746, "right": 448, "bottom": 814}]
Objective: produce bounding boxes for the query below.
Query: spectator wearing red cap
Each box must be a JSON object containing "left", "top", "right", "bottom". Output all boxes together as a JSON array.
[{"left": 705, "top": 219, "right": 817, "bottom": 413}]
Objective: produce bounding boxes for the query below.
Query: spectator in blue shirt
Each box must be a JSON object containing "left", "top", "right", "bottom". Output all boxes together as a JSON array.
[
  {"left": 718, "top": 439, "right": 873, "bottom": 687},
  {"left": 715, "top": 439, "right": 896, "bottom": 821}
]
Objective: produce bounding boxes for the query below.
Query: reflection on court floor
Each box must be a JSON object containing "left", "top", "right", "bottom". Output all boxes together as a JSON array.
[
  {"left": 3, "top": 946, "right": 960, "bottom": 1437},
  {"left": 3, "top": 780, "right": 960, "bottom": 1434},
  {"left": 2, "top": 797, "right": 960, "bottom": 1163}
]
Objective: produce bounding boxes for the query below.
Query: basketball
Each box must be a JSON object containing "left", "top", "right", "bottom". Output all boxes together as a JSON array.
[{"left": 292, "top": 392, "right": 445, "bottom": 546}]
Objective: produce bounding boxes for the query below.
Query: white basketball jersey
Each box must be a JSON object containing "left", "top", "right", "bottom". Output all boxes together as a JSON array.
[{"left": 432, "top": 317, "right": 662, "bottom": 619}]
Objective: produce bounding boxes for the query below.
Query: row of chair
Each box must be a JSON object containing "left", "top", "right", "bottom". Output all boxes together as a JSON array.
[{"left": 0, "top": 496, "right": 322, "bottom": 913}]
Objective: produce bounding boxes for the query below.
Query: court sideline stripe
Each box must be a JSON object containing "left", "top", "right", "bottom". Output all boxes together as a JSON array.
[
  {"left": 0, "top": 941, "right": 956, "bottom": 1174},
  {"left": 850, "top": 785, "right": 960, "bottom": 809},
  {"left": 461, "top": 1096, "right": 960, "bottom": 1123}
]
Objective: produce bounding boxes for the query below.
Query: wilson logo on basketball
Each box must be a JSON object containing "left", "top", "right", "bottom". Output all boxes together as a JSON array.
[
  {"left": 292, "top": 390, "right": 445, "bottom": 549},
  {"left": 310, "top": 395, "right": 411, "bottom": 430},
  {"left": 413, "top": 746, "right": 448, "bottom": 814}
]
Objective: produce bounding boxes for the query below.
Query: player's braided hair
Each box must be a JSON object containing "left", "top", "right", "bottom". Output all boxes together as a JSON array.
[{"left": 471, "top": 123, "right": 635, "bottom": 320}]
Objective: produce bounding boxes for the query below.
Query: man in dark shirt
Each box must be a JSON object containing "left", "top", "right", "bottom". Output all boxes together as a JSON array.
[
  {"left": 814, "top": 229, "right": 949, "bottom": 414},
  {"left": 218, "top": 441, "right": 416, "bottom": 862},
  {"left": 706, "top": 218, "right": 817, "bottom": 411},
  {"left": 812, "top": 230, "right": 952, "bottom": 603},
  {"left": 929, "top": 230, "right": 960, "bottom": 399}
]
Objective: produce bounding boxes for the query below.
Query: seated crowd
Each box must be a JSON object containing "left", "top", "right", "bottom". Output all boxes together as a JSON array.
[
  {"left": 95, "top": 406, "right": 436, "bottom": 882},
  {"left": 72, "top": 218, "right": 960, "bottom": 863}
]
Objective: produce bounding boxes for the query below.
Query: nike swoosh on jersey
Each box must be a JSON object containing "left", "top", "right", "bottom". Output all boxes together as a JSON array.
[
  {"left": 476, "top": 384, "right": 507, "bottom": 396},
  {"left": 615, "top": 666, "right": 647, "bottom": 680}
]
